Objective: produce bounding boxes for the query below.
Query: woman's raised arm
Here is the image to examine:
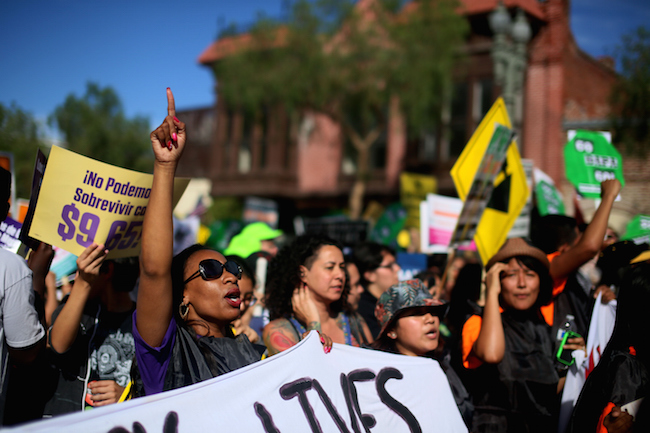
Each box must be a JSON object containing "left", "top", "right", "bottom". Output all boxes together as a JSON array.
[
  {"left": 471, "top": 263, "right": 506, "bottom": 364},
  {"left": 136, "top": 88, "right": 186, "bottom": 347}
]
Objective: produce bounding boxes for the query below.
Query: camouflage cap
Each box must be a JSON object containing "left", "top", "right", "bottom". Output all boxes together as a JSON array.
[{"left": 374, "top": 279, "right": 449, "bottom": 338}]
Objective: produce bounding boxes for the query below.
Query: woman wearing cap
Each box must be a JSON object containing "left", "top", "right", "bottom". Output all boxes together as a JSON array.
[
  {"left": 461, "top": 237, "right": 583, "bottom": 433},
  {"left": 372, "top": 279, "right": 474, "bottom": 428},
  {"left": 263, "top": 233, "right": 373, "bottom": 355},
  {"left": 131, "top": 89, "right": 293, "bottom": 397}
]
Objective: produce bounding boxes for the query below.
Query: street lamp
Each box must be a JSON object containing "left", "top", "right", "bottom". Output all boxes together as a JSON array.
[{"left": 489, "top": 2, "right": 531, "bottom": 124}]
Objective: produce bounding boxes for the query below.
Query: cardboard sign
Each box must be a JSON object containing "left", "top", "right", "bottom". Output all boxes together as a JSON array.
[
  {"left": 400, "top": 172, "right": 437, "bottom": 229},
  {"left": 15, "top": 332, "right": 468, "bottom": 433},
  {"left": 450, "top": 98, "right": 529, "bottom": 265},
  {"left": 419, "top": 194, "right": 467, "bottom": 253},
  {"left": 534, "top": 168, "right": 565, "bottom": 216},
  {"left": 28, "top": 146, "right": 189, "bottom": 259},
  {"left": 0, "top": 216, "right": 22, "bottom": 254}
]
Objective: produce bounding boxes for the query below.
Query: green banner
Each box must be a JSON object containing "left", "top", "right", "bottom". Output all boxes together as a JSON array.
[
  {"left": 535, "top": 179, "right": 565, "bottom": 216},
  {"left": 369, "top": 202, "right": 407, "bottom": 250},
  {"left": 621, "top": 215, "right": 650, "bottom": 244},
  {"left": 564, "top": 130, "right": 625, "bottom": 199}
]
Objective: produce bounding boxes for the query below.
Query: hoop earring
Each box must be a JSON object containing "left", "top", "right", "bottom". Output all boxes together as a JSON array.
[{"left": 179, "top": 302, "right": 189, "bottom": 320}]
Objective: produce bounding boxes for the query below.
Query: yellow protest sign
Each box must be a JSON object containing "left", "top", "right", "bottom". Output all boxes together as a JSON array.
[
  {"left": 29, "top": 146, "right": 190, "bottom": 259},
  {"left": 400, "top": 172, "right": 437, "bottom": 229},
  {"left": 450, "top": 97, "right": 529, "bottom": 265}
]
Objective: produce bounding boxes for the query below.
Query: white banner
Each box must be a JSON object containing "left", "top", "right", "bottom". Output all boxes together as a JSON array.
[
  {"left": 557, "top": 293, "right": 617, "bottom": 433},
  {"left": 17, "top": 332, "right": 467, "bottom": 433}
]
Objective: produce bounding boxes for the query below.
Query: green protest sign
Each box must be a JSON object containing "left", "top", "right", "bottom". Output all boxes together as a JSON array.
[
  {"left": 621, "top": 215, "right": 650, "bottom": 244},
  {"left": 535, "top": 179, "right": 565, "bottom": 216},
  {"left": 564, "top": 130, "right": 625, "bottom": 199}
]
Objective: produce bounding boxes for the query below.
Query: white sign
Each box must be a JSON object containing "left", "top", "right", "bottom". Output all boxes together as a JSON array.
[
  {"left": 17, "top": 332, "right": 467, "bottom": 433},
  {"left": 420, "top": 194, "right": 476, "bottom": 253}
]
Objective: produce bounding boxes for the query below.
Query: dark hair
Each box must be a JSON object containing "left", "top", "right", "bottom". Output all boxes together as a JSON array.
[
  {"left": 265, "top": 233, "right": 348, "bottom": 321},
  {"left": 531, "top": 214, "right": 578, "bottom": 254},
  {"left": 611, "top": 263, "right": 650, "bottom": 354},
  {"left": 170, "top": 244, "right": 235, "bottom": 337},
  {"left": 414, "top": 267, "right": 442, "bottom": 290},
  {"left": 498, "top": 255, "right": 553, "bottom": 309},
  {"left": 131, "top": 243, "right": 222, "bottom": 398},
  {"left": 101, "top": 257, "right": 139, "bottom": 292},
  {"left": 446, "top": 262, "right": 482, "bottom": 333},
  {"left": 226, "top": 254, "right": 257, "bottom": 288},
  {"left": 351, "top": 241, "right": 396, "bottom": 288}
]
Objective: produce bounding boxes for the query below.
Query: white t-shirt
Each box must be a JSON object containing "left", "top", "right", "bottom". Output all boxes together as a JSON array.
[{"left": 0, "top": 249, "right": 45, "bottom": 422}]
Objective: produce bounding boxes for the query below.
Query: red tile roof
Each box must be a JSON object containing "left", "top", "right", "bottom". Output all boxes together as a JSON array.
[{"left": 198, "top": 0, "right": 546, "bottom": 65}]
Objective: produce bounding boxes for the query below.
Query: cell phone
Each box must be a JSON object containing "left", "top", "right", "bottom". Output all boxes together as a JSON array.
[{"left": 556, "top": 330, "right": 582, "bottom": 366}]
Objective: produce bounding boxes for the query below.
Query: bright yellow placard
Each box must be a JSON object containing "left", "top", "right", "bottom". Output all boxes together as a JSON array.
[
  {"left": 29, "top": 146, "right": 190, "bottom": 259},
  {"left": 450, "top": 98, "right": 529, "bottom": 265},
  {"left": 400, "top": 172, "right": 437, "bottom": 229}
]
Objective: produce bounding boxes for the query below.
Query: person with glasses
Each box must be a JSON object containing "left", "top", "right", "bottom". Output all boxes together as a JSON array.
[
  {"left": 351, "top": 241, "right": 401, "bottom": 339},
  {"left": 131, "top": 89, "right": 263, "bottom": 397},
  {"left": 263, "top": 233, "right": 372, "bottom": 356}
]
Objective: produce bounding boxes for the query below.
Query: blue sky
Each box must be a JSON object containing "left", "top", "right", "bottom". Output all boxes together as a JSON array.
[{"left": 1, "top": 0, "right": 649, "bottom": 141}]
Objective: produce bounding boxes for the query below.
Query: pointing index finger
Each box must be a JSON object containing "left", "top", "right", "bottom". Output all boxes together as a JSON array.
[{"left": 167, "top": 88, "right": 176, "bottom": 117}]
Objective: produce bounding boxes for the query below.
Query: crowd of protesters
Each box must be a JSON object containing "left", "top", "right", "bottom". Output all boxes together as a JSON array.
[{"left": 1, "top": 89, "right": 648, "bottom": 433}]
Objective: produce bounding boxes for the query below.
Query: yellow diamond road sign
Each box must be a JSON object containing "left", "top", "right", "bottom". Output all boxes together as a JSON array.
[{"left": 450, "top": 97, "right": 530, "bottom": 265}]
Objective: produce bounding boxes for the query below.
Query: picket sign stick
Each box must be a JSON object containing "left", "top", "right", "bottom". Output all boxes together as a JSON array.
[{"left": 438, "top": 247, "right": 457, "bottom": 299}]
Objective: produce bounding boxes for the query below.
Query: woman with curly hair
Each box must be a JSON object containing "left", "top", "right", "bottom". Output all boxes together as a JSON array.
[{"left": 263, "top": 233, "right": 373, "bottom": 355}]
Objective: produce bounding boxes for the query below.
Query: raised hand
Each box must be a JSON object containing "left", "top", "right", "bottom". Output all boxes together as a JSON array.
[
  {"left": 76, "top": 243, "right": 108, "bottom": 288},
  {"left": 150, "top": 88, "right": 187, "bottom": 164},
  {"left": 485, "top": 262, "right": 507, "bottom": 296},
  {"left": 601, "top": 179, "right": 622, "bottom": 200},
  {"left": 292, "top": 285, "right": 321, "bottom": 331}
]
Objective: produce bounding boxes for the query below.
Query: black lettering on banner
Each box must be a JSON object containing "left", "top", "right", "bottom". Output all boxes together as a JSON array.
[
  {"left": 254, "top": 402, "right": 282, "bottom": 433},
  {"left": 375, "top": 368, "right": 422, "bottom": 433},
  {"left": 311, "top": 379, "right": 353, "bottom": 433},
  {"left": 343, "top": 369, "right": 377, "bottom": 432},
  {"left": 280, "top": 377, "right": 322, "bottom": 432},
  {"left": 107, "top": 410, "right": 178, "bottom": 433}
]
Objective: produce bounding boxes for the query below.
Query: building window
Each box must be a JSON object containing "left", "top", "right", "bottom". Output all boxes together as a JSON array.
[
  {"left": 480, "top": 78, "right": 494, "bottom": 118},
  {"left": 239, "top": 111, "right": 253, "bottom": 173},
  {"left": 449, "top": 82, "right": 468, "bottom": 157},
  {"left": 341, "top": 138, "right": 358, "bottom": 175},
  {"left": 369, "top": 131, "right": 387, "bottom": 170},
  {"left": 224, "top": 108, "right": 235, "bottom": 170},
  {"left": 259, "top": 107, "right": 268, "bottom": 170}
]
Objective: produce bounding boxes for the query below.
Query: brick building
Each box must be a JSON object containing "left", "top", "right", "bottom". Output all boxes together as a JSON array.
[{"left": 179, "top": 0, "right": 643, "bottom": 233}]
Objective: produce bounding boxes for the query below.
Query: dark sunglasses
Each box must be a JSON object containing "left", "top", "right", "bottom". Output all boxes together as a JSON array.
[{"left": 183, "top": 259, "right": 242, "bottom": 284}]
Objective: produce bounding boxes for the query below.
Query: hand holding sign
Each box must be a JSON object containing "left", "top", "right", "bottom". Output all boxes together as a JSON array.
[{"left": 150, "top": 88, "right": 187, "bottom": 162}]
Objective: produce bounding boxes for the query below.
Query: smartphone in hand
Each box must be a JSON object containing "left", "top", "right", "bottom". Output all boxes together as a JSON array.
[{"left": 556, "top": 330, "right": 582, "bottom": 366}]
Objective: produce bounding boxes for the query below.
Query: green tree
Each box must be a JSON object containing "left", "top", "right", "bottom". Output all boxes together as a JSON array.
[
  {"left": 0, "top": 102, "right": 49, "bottom": 199},
  {"left": 610, "top": 26, "right": 650, "bottom": 155},
  {"left": 213, "top": 0, "right": 467, "bottom": 219},
  {"left": 49, "top": 82, "right": 152, "bottom": 172}
]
